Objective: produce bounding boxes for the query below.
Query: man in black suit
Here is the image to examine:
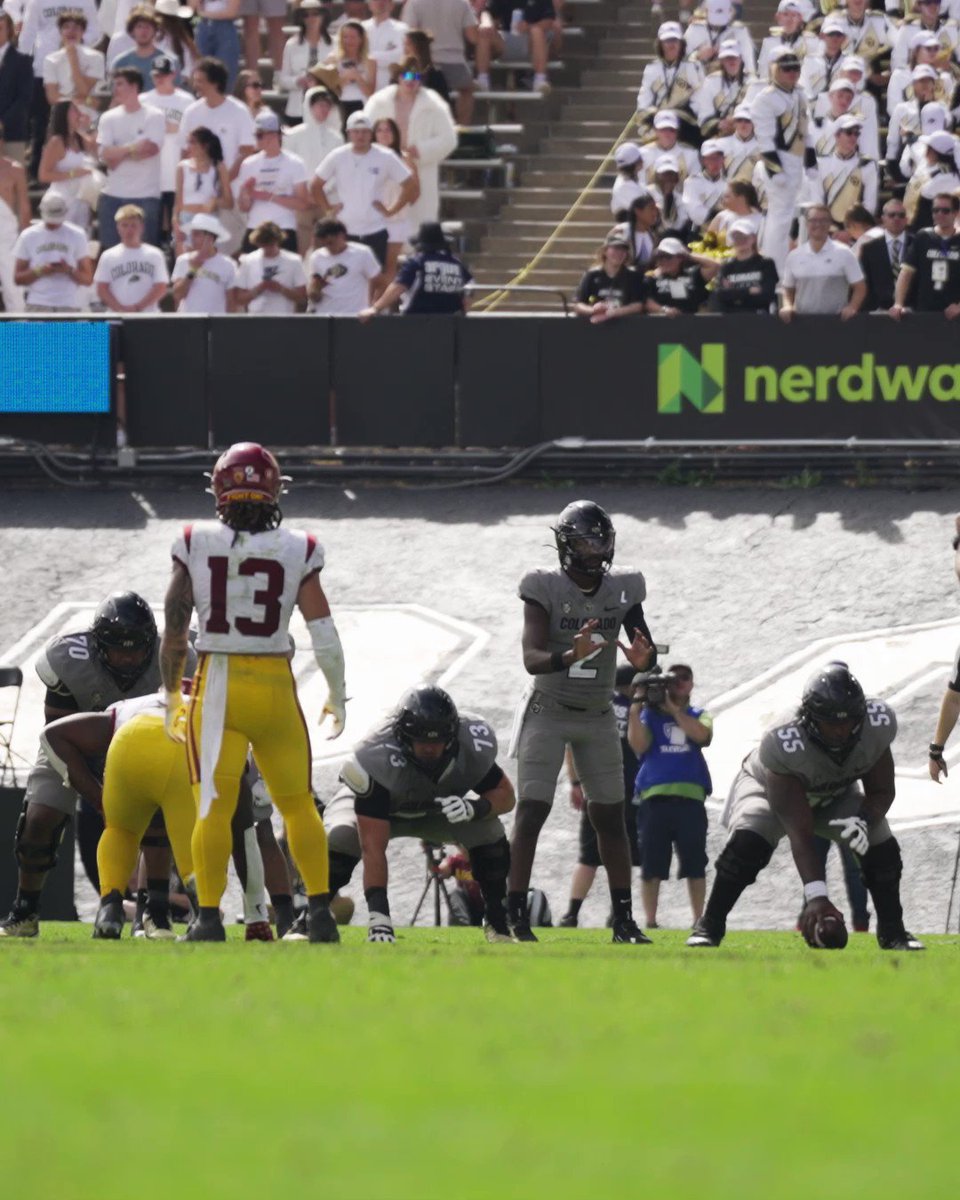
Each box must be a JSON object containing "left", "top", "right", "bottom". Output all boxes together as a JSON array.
[
  {"left": 0, "top": 11, "right": 33, "bottom": 165},
  {"left": 860, "top": 199, "right": 914, "bottom": 312}
]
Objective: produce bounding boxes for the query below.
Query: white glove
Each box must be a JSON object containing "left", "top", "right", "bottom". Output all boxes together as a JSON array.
[
  {"left": 319, "top": 698, "right": 346, "bottom": 740},
  {"left": 828, "top": 816, "right": 869, "bottom": 857},
  {"left": 438, "top": 795, "right": 475, "bottom": 824},
  {"left": 164, "top": 691, "right": 187, "bottom": 744},
  {"left": 367, "top": 912, "right": 396, "bottom": 943}
]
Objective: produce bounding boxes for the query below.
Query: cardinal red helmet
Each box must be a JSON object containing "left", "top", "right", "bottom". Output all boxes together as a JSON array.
[{"left": 208, "top": 442, "right": 289, "bottom": 531}]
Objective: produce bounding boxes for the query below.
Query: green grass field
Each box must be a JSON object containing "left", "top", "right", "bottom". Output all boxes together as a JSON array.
[{"left": 1, "top": 925, "right": 957, "bottom": 1200}]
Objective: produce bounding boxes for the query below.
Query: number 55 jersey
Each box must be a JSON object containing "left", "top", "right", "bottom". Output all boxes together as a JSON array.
[{"left": 172, "top": 522, "right": 325, "bottom": 654}]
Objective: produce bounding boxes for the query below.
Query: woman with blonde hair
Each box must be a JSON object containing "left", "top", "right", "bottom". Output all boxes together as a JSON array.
[{"left": 324, "top": 20, "right": 375, "bottom": 129}]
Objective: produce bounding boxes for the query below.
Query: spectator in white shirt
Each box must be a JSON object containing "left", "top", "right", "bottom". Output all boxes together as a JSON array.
[
  {"left": 312, "top": 109, "right": 416, "bottom": 266},
  {"left": 94, "top": 202, "right": 170, "bottom": 312},
  {"left": 96, "top": 66, "right": 165, "bottom": 248},
  {"left": 284, "top": 85, "right": 343, "bottom": 251},
  {"left": 0, "top": 120, "right": 31, "bottom": 310},
  {"left": 780, "top": 203, "right": 866, "bottom": 320},
  {"left": 142, "top": 54, "right": 193, "bottom": 249},
  {"left": 611, "top": 142, "right": 645, "bottom": 218},
  {"left": 181, "top": 56, "right": 256, "bottom": 181},
  {"left": 364, "top": 0, "right": 408, "bottom": 91},
  {"left": 174, "top": 125, "right": 234, "bottom": 255},
  {"left": 235, "top": 219, "right": 308, "bottom": 312},
  {"left": 37, "top": 99, "right": 100, "bottom": 232},
  {"left": 171, "top": 211, "right": 238, "bottom": 311},
  {"left": 237, "top": 108, "right": 310, "bottom": 251},
  {"left": 12, "top": 188, "right": 92, "bottom": 311},
  {"left": 278, "top": 0, "right": 334, "bottom": 123},
  {"left": 307, "top": 216, "right": 382, "bottom": 313},
  {"left": 42, "top": 10, "right": 104, "bottom": 112},
  {"left": 323, "top": 19, "right": 377, "bottom": 127}
]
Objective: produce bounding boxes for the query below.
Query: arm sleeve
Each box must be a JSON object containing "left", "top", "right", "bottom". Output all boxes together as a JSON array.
[
  {"left": 353, "top": 778, "right": 392, "bottom": 820},
  {"left": 396, "top": 256, "right": 419, "bottom": 288},
  {"left": 473, "top": 763, "right": 505, "bottom": 794},
  {"left": 44, "top": 685, "right": 79, "bottom": 711},
  {"left": 948, "top": 641, "right": 960, "bottom": 692}
]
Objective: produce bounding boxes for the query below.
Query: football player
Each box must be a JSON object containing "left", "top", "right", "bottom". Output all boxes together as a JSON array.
[
  {"left": 159, "top": 441, "right": 345, "bottom": 943},
  {"left": 319, "top": 685, "right": 516, "bottom": 944},
  {"left": 688, "top": 662, "right": 924, "bottom": 951},
  {"left": 0, "top": 592, "right": 189, "bottom": 939},
  {"left": 508, "top": 500, "right": 656, "bottom": 945}
]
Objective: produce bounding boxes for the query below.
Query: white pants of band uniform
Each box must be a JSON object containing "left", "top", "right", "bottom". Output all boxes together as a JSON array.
[
  {"left": 724, "top": 767, "right": 893, "bottom": 851},
  {"left": 0, "top": 195, "right": 25, "bottom": 313},
  {"left": 759, "top": 157, "right": 803, "bottom": 277}
]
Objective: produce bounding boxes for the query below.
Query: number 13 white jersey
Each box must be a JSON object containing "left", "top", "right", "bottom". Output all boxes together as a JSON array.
[{"left": 171, "top": 521, "right": 326, "bottom": 655}]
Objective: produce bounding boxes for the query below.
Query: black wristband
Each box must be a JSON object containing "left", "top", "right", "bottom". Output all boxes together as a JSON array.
[
  {"left": 471, "top": 796, "right": 492, "bottom": 820},
  {"left": 550, "top": 649, "right": 566, "bottom": 673},
  {"left": 364, "top": 886, "right": 390, "bottom": 918},
  {"left": 930, "top": 743, "right": 945, "bottom": 757},
  {"left": 952, "top": 535, "right": 960, "bottom": 551}
]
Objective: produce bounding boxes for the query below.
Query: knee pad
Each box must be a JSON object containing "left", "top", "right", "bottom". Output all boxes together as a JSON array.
[
  {"left": 15, "top": 809, "right": 70, "bottom": 873},
  {"left": 329, "top": 849, "right": 359, "bottom": 893},
  {"left": 469, "top": 836, "right": 510, "bottom": 887},
  {"left": 715, "top": 829, "right": 774, "bottom": 888},
  {"left": 860, "top": 837, "right": 901, "bottom": 888}
]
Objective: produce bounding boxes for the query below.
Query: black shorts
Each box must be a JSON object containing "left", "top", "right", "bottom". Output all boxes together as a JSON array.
[
  {"left": 524, "top": 0, "right": 556, "bottom": 22},
  {"left": 635, "top": 795, "right": 708, "bottom": 880},
  {"left": 578, "top": 801, "right": 640, "bottom": 869}
]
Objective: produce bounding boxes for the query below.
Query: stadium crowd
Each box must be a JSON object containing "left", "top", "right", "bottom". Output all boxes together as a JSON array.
[{"left": 1, "top": 0, "right": 958, "bottom": 318}]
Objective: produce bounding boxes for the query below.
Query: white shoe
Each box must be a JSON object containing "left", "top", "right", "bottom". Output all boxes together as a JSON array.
[{"left": 483, "top": 921, "right": 517, "bottom": 944}]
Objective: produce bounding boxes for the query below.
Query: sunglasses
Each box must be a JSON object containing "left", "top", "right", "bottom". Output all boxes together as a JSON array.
[
  {"left": 885, "top": 211, "right": 907, "bottom": 218},
  {"left": 932, "top": 206, "right": 954, "bottom": 213},
  {"left": 400, "top": 71, "right": 421, "bottom": 82},
  {"left": 247, "top": 80, "right": 264, "bottom": 88}
]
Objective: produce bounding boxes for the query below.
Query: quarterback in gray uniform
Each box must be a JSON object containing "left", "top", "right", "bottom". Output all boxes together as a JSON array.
[
  {"left": 508, "top": 500, "right": 656, "bottom": 945},
  {"left": 0, "top": 592, "right": 195, "bottom": 939},
  {"left": 323, "top": 685, "right": 516, "bottom": 944},
  {"left": 688, "top": 662, "right": 924, "bottom": 951}
]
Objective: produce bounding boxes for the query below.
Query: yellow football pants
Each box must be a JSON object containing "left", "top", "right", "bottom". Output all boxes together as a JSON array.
[
  {"left": 187, "top": 654, "right": 329, "bottom": 907},
  {"left": 97, "top": 713, "right": 195, "bottom": 897}
]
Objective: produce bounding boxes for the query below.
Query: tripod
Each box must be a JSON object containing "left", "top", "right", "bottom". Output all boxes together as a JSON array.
[{"left": 410, "top": 842, "right": 453, "bottom": 926}]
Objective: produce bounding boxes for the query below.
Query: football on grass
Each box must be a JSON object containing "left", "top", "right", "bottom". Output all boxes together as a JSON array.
[{"left": 813, "top": 914, "right": 849, "bottom": 950}]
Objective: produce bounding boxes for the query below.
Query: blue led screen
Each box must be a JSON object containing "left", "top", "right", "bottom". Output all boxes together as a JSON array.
[{"left": 0, "top": 322, "right": 111, "bottom": 414}]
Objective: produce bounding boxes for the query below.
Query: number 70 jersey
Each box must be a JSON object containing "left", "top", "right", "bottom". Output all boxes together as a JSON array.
[{"left": 171, "top": 521, "right": 326, "bottom": 654}]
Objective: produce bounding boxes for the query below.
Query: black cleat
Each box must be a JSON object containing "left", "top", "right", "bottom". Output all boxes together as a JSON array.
[
  {"left": 0, "top": 909, "right": 39, "bottom": 938},
  {"left": 282, "top": 911, "right": 308, "bottom": 941},
  {"left": 687, "top": 917, "right": 725, "bottom": 948},
  {"left": 611, "top": 917, "right": 652, "bottom": 945},
  {"left": 509, "top": 914, "right": 538, "bottom": 942},
  {"left": 307, "top": 905, "right": 340, "bottom": 944},
  {"left": 177, "top": 914, "right": 226, "bottom": 942},
  {"left": 93, "top": 891, "right": 125, "bottom": 940},
  {"left": 877, "top": 925, "right": 925, "bottom": 952},
  {"left": 558, "top": 912, "right": 578, "bottom": 928}
]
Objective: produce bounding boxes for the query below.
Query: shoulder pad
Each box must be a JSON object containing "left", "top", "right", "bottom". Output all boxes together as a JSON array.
[
  {"left": 459, "top": 713, "right": 499, "bottom": 757},
  {"left": 35, "top": 647, "right": 61, "bottom": 689},
  {"left": 518, "top": 568, "right": 553, "bottom": 604},
  {"left": 340, "top": 757, "right": 373, "bottom": 797}
]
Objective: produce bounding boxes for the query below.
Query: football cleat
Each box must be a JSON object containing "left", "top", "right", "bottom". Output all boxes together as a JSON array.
[
  {"left": 483, "top": 921, "right": 517, "bottom": 944},
  {"left": 245, "top": 921, "right": 275, "bottom": 942},
  {"left": 282, "top": 911, "right": 308, "bottom": 941},
  {"left": 509, "top": 914, "right": 538, "bottom": 943},
  {"left": 177, "top": 914, "right": 226, "bottom": 942},
  {"left": 93, "top": 891, "right": 125, "bottom": 940},
  {"left": 0, "top": 910, "right": 39, "bottom": 938},
  {"left": 877, "top": 926, "right": 925, "bottom": 952},
  {"left": 611, "top": 917, "right": 653, "bottom": 945},
  {"left": 143, "top": 908, "right": 176, "bottom": 941},
  {"left": 558, "top": 912, "right": 578, "bottom": 928},
  {"left": 308, "top": 906, "right": 340, "bottom": 944},
  {"left": 687, "top": 917, "right": 724, "bottom": 948}
]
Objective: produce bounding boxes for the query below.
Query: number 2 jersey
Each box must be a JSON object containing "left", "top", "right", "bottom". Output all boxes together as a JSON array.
[
  {"left": 339, "top": 715, "right": 503, "bottom": 819},
  {"left": 171, "top": 521, "right": 326, "bottom": 654},
  {"left": 518, "top": 567, "right": 651, "bottom": 711},
  {"left": 742, "top": 699, "right": 897, "bottom": 808}
]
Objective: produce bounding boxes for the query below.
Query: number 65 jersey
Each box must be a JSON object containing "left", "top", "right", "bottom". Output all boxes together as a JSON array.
[
  {"left": 171, "top": 522, "right": 325, "bottom": 654},
  {"left": 745, "top": 699, "right": 897, "bottom": 808}
]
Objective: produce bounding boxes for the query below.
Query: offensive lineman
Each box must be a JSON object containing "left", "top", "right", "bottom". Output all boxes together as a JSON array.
[
  {"left": 508, "top": 500, "right": 656, "bottom": 944},
  {"left": 0, "top": 593, "right": 189, "bottom": 939},
  {"left": 688, "top": 662, "right": 924, "bottom": 951},
  {"left": 159, "top": 441, "right": 345, "bottom": 943},
  {"left": 321, "top": 685, "right": 516, "bottom": 944}
]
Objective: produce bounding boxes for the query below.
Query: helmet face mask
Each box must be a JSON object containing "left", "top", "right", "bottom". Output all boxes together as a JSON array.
[
  {"left": 393, "top": 685, "right": 460, "bottom": 779},
  {"left": 553, "top": 500, "right": 616, "bottom": 578},
  {"left": 92, "top": 592, "right": 158, "bottom": 687},
  {"left": 208, "top": 442, "right": 288, "bottom": 533},
  {"left": 800, "top": 662, "right": 866, "bottom": 762}
]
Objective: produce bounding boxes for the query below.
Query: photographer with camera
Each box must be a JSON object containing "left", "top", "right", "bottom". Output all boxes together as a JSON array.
[{"left": 627, "top": 663, "right": 712, "bottom": 929}]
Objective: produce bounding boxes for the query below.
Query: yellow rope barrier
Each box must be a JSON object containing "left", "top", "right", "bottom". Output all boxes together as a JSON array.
[{"left": 472, "top": 110, "right": 639, "bottom": 313}]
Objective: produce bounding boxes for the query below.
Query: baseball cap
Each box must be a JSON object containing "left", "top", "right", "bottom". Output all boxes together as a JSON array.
[
  {"left": 653, "top": 109, "right": 680, "bottom": 130},
  {"left": 835, "top": 113, "right": 863, "bottom": 131},
  {"left": 911, "top": 63, "right": 938, "bottom": 81},
  {"left": 150, "top": 53, "right": 176, "bottom": 75},
  {"left": 154, "top": 0, "right": 193, "bottom": 16},
  {"left": 828, "top": 77, "right": 856, "bottom": 93},
  {"left": 733, "top": 104, "right": 753, "bottom": 121},
  {"left": 911, "top": 30, "right": 941, "bottom": 49},
  {"left": 654, "top": 155, "right": 680, "bottom": 174},
  {"left": 707, "top": 0, "right": 733, "bottom": 22},
  {"left": 656, "top": 237, "right": 688, "bottom": 256},
  {"left": 728, "top": 217, "right": 757, "bottom": 238},
  {"left": 614, "top": 142, "right": 642, "bottom": 167},
  {"left": 840, "top": 55, "right": 866, "bottom": 74},
  {"left": 771, "top": 47, "right": 802, "bottom": 68},
  {"left": 345, "top": 111, "right": 373, "bottom": 131},
  {"left": 821, "top": 17, "right": 846, "bottom": 34},
  {"left": 718, "top": 39, "right": 742, "bottom": 58},
  {"left": 920, "top": 103, "right": 949, "bottom": 133},
  {"left": 700, "top": 138, "right": 724, "bottom": 156},
  {"left": 604, "top": 228, "right": 631, "bottom": 248},
  {"left": 777, "top": 0, "right": 805, "bottom": 12},
  {"left": 190, "top": 213, "right": 226, "bottom": 240},
  {"left": 921, "top": 130, "right": 957, "bottom": 155},
  {"left": 39, "top": 191, "right": 69, "bottom": 222},
  {"left": 657, "top": 21, "right": 684, "bottom": 40},
  {"left": 255, "top": 109, "right": 281, "bottom": 133}
]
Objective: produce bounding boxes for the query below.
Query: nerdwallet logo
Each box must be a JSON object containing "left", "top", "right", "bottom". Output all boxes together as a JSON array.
[{"left": 657, "top": 344, "right": 725, "bottom": 414}]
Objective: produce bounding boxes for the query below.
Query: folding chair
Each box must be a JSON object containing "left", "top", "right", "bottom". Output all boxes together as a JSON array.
[{"left": 0, "top": 667, "right": 24, "bottom": 787}]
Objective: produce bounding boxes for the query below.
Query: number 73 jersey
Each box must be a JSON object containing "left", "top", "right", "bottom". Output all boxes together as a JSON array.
[
  {"left": 171, "top": 521, "right": 325, "bottom": 654},
  {"left": 748, "top": 698, "right": 897, "bottom": 808}
]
